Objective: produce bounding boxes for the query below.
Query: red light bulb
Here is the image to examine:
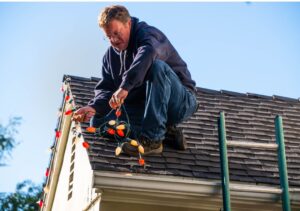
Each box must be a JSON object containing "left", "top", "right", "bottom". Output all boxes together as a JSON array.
[
  {"left": 107, "top": 128, "right": 115, "bottom": 135},
  {"left": 117, "top": 129, "right": 124, "bottom": 137},
  {"left": 55, "top": 130, "right": 61, "bottom": 138},
  {"left": 65, "top": 95, "right": 70, "bottom": 101},
  {"left": 45, "top": 168, "right": 50, "bottom": 177},
  {"left": 82, "top": 141, "right": 90, "bottom": 149},
  {"left": 115, "top": 109, "right": 121, "bottom": 117},
  {"left": 38, "top": 200, "right": 43, "bottom": 208},
  {"left": 65, "top": 110, "right": 73, "bottom": 115}
]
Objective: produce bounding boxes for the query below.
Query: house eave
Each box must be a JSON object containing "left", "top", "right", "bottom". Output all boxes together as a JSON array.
[
  {"left": 93, "top": 171, "right": 300, "bottom": 210},
  {"left": 42, "top": 82, "right": 75, "bottom": 211}
]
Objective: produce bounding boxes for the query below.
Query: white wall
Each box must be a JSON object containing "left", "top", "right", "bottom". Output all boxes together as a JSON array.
[
  {"left": 52, "top": 121, "right": 97, "bottom": 211},
  {"left": 70, "top": 122, "right": 98, "bottom": 211},
  {"left": 51, "top": 122, "right": 73, "bottom": 211}
]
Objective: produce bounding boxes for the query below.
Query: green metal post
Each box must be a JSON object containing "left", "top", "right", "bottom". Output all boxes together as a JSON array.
[
  {"left": 218, "top": 112, "right": 231, "bottom": 211},
  {"left": 275, "top": 116, "right": 291, "bottom": 211}
]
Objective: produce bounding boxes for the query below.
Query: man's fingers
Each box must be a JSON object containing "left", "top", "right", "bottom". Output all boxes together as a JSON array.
[
  {"left": 85, "top": 112, "right": 94, "bottom": 119},
  {"left": 109, "top": 97, "right": 118, "bottom": 109},
  {"left": 71, "top": 106, "right": 96, "bottom": 122},
  {"left": 113, "top": 95, "right": 120, "bottom": 104},
  {"left": 72, "top": 111, "right": 95, "bottom": 122},
  {"left": 72, "top": 114, "right": 83, "bottom": 122},
  {"left": 109, "top": 98, "right": 114, "bottom": 109}
]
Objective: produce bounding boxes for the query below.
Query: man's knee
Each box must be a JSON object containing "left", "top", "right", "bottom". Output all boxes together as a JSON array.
[
  {"left": 152, "top": 59, "right": 166, "bottom": 69},
  {"left": 148, "top": 60, "right": 170, "bottom": 80}
]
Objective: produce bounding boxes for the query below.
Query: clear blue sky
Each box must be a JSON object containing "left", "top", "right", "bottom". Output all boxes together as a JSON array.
[{"left": 0, "top": 2, "right": 299, "bottom": 193}]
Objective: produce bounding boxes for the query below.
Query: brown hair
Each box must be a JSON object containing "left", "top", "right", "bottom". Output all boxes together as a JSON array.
[{"left": 98, "top": 5, "right": 130, "bottom": 28}]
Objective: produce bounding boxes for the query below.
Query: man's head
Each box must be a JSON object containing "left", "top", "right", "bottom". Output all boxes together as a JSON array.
[{"left": 98, "top": 5, "right": 131, "bottom": 51}]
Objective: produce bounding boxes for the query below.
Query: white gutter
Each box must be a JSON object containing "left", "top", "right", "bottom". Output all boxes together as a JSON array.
[{"left": 93, "top": 171, "right": 300, "bottom": 210}]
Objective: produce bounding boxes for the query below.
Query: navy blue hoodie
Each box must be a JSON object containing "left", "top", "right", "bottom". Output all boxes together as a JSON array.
[{"left": 89, "top": 17, "right": 196, "bottom": 114}]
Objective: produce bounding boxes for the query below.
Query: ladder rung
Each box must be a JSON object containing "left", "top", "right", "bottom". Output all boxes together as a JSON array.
[
  {"left": 227, "top": 141, "right": 278, "bottom": 149},
  {"left": 290, "top": 188, "right": 300, "bottom": 192},
  {"left": 230, "top": 184, "right": 282, "bottom": 194}
]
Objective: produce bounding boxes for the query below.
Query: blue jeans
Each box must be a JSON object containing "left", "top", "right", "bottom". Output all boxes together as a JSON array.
[{"left": 90, "top": 60, "right": 198, "bottom": 140}]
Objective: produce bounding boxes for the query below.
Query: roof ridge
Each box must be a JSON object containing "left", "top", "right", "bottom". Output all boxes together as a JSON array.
[
  {"left": 220, "top": 89, "right": 247, "bottom": 97},
  {"left": 272, "top": 95, "right": 299, "bottom": 102},
  {"left": 63, "top": 74, "right": 90, "bottom": 82},
  {"left": 63, "top": 75, "right": 300, "bottom": 103}
]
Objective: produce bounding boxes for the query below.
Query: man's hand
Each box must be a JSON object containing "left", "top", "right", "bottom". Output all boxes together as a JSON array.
[
  {"left": 109, "top": 88, "right": 128, "bottom": 109},
  {"left": 72, "top": 106, "right": 96, "bottom": 123}
]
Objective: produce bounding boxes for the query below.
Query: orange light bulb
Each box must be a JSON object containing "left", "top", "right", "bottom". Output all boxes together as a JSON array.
[
  {"left": 139, "top": 158, "right": 145, "bottom": 166},
  {"left": 86, "top": 127, "right": 96, "bottom": 133}
]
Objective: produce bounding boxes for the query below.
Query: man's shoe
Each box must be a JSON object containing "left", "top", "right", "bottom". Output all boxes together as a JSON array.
[
  {"left": 122, "top": 136, "right": 163, "bottom": 156},
  {"left": 166, "top": 125, "right": 187, "bottom": 150}
]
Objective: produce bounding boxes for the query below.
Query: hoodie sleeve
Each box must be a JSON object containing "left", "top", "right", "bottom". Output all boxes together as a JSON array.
[
  {"left": 119, "top": 32, "right": 161, "bottom": 92},
  {"left": 88, "top": 56, "right": 115, "bottom": 115}
]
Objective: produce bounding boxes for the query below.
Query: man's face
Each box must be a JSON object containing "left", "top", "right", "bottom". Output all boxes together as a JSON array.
[{"left": 103, "top": 19, "right": 131, "bottom": 51}]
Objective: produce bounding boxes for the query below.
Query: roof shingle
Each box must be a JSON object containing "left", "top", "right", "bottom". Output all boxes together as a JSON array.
[{"left": 64, "top": 75, "right": 300, "bottom": 188}]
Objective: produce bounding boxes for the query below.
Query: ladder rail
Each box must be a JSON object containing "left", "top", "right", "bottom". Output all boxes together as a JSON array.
[
  {"left": 275, "top": 116, "right": 291, "bottom": 211},
  {"left": 218, "top": 112, "right": 231, "bottom": 211}
]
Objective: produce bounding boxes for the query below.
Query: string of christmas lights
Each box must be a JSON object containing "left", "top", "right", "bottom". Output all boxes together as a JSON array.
[
  {"left": 39, "top": 78, "right": 72, "bottom": 209},
  {"left": 60, "top": 79, "right": 146, "bottom": 166},
  {"left": 41, "top": 78, "right": 147, "bottom": 209},
  {"left": 82, "top": 105, "right": 145, "bottom": 166}
]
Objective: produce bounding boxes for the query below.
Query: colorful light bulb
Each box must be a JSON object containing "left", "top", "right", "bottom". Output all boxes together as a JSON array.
[
  {"left": 55, "top": 130, "right": 61, "bottom": 138},
  {"left": 45, "top": 168, "right": 50, "bottom": 177},
  {"left": 130, "top": 139, "right": 138, "bottom": 147},
  {"left": 115, "top": 146, "right": 122, "bottom": 156},
  {"left": 117, "top": 129, "right": 124, "bottom": 137},
  {"left": 115, "top": 109, "right": 121, "bottom": 117},
  {"left": 38, "top": 200, "right": 43, "bottom": 208},
  {"left": 108, "top": 120, "right": 116, "bottom": 126},
  {"left": 86, "top": 127, "right": 96, "bottom": 133},
  {"left": 138, "top": 145, "right": 144, "bottom": 154},
  {"left": 139, "top": 158, "right": 145, "bottom": 166},
  {"left": 107, "top": 128, "right": 115, "bottom": 135},
  {"left": 65, "top": 108, "right": 76, "bottom": 115},
  {"left": 43, "top": 186, "right": 49, "bottom": 193},
  {"left": 82, "top": 141, "right": 90, "bottom": 149},
  {"left": 116, "top": 124, "right": 125, "bottom": 130},
  {"left": 65, "top": 95, "right": 70, "bottom": 101}
]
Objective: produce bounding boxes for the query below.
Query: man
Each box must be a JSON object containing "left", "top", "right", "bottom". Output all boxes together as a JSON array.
[{"left": 73, "top": 5, "right": 198, "bottom": 156}]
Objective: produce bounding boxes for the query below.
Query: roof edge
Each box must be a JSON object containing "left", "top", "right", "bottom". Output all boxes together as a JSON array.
[{"left": 93, "top": 171, "right": 300, "bottom": 205}]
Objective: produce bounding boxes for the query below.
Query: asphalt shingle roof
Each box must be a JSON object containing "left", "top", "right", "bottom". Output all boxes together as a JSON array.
[{"left": 64, "top": 75, "right": 300, "bottom": 188}]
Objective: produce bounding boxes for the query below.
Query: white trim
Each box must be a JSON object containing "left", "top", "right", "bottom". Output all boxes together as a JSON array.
[
  {"left": 44, "top": 112, "right": 72, "bottom": 211},
  {"left": 93, "top": 171, "right": 300, "bottom": 209},
  {"left": 42, "top": 84, "right": 75, "bottom": 211}
]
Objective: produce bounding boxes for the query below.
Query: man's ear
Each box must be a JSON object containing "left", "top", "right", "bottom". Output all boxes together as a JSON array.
[{"left": 127, "top": 19, "right": 131, "bottom": 28}]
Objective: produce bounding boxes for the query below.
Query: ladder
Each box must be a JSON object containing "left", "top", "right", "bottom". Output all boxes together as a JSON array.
[{"left": 218, "top": 111, "right": 291, "bottom": 211}]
